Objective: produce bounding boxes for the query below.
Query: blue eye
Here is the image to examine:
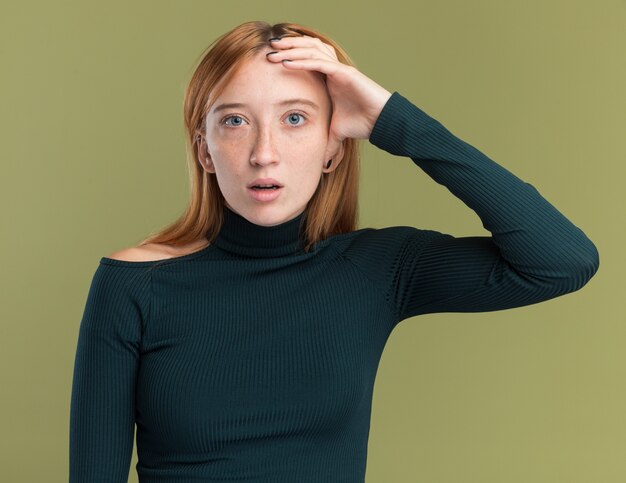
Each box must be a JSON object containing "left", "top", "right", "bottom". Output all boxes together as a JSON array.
[
  {"left": 222, "top": 115, "right": 246, "bottom": 127},
  {"left": 285, "top": 112, "right": 306, "bottom": 126},
  {"left": 221, "top": 111, "right": 308, "bottom": 127}
]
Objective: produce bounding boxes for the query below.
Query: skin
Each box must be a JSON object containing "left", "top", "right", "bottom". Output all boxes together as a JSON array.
[
  {"left": 108, "top": 35, "right": 392, "bottom": 261},
  {"left": 197, "top": 46, "right": 342, "bottom": 227}
]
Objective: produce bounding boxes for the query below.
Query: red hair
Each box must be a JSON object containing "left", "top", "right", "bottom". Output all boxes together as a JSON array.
[{"left": 140, "top": 20, "right": 362, "bottom": 253}]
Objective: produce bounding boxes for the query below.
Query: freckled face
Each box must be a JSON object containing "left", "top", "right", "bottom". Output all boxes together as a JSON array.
[{"left": 202, "top": 49, "right": 333, "bottom": 227}]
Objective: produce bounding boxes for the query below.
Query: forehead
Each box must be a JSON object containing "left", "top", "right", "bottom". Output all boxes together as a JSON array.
[{"left": 212, "top": 51, "right": 330, "bottom": 111}]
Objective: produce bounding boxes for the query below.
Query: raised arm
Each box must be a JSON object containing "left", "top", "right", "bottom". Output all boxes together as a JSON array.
[
  {"left": 364, "top": 92, "right": 599, "bottom": 325},
  {"left": 262, "top": 36, "right": 599, "bottom": 327}
]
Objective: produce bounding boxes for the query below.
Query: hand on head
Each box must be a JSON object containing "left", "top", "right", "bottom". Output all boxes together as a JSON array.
[{"left": 265, "top": 35, "right": 393, "bottom": 163}]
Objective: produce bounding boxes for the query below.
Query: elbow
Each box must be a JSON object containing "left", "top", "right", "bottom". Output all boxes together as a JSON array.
[
  {"left": 562, "top": 239, "right": 600, "bottom": 293},
  {"left": 527, "top": 239, "right": 600, "bottom": 294},
  {"left": 579, "top": 240, "right": 600, "bottom": 285}
]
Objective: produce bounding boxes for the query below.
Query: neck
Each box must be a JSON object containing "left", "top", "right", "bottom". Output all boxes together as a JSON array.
[{"left": 210, "top": 205, "right": 307, "bottom": 258}]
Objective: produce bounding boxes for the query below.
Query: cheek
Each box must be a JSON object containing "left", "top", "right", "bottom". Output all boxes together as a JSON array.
[
  {"left": 295, "top": 156, "right": 325, "bottom": 186},
  {"left": 208, "top": 134, "right": 240, "bottom": 154},
  {"left": 288, "top": 125, "right": 329, "bottom": 152},
  {"left": 209, "top": 124, "right": 328, "bottom": 163},
  {"left": 206, "top": 138, "right": 244, "bottom": 170}
]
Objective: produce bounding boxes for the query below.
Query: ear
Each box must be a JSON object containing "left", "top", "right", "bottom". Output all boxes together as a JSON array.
[
  {"left": 323, "top": 139, "right": 346, "bottom": 172},
  {"left": 196, "top": 132, "right": 215, "bottom": 174}
]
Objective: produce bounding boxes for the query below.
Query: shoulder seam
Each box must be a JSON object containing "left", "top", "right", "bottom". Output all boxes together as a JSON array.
[
  {"left": 389, "top": 229, "right": 424, "bottom": 322},
  {"left": 392, "top": 229, "right": 452, "bottom": 322},
  {"left": 339, "top": 252, "right": 399, "bottom": 326}
]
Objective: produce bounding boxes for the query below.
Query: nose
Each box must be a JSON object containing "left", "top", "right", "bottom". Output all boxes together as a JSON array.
[{"left": 250, "top": 124, "right": 279, "bottom": 166}]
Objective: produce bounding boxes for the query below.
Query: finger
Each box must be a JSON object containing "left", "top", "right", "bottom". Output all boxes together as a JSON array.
[
  {"left": 270, "top": 35, "right": 337, "bottom": 59},
  {"left": 270, "top": 34, "right": 320, "bottom": 49},
  {"left": 278, "top": 57, "right": 345, "bottom": 78},
  {"left": 266, "top": 45, "right": 332, "bottom": 64}
]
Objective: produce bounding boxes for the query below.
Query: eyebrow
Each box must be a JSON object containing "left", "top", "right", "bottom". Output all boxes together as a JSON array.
[{"left": 211, "top": 98, "right": 320, "bottom": 114}]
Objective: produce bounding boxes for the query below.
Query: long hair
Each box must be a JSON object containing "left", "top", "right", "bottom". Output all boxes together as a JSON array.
[{"left": 139, "top": 20, "right": 362, "bottom": 254}]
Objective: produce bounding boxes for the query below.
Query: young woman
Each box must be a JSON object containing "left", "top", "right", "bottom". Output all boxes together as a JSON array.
[{"left": 69, "top": 20, "right": 599, "bottom": 483}]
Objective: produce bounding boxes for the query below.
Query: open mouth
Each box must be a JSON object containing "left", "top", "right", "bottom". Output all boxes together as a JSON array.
[{"left": 250, "top": 185, "right": 281, "bottom": 190}]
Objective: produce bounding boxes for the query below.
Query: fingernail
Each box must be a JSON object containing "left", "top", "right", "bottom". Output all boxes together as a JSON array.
[
  {"left": 269, "top": 37, "right": 282, "bottom": 42},
  {"left": 266, "top": 51, "right": 278, "bottom": 56}
]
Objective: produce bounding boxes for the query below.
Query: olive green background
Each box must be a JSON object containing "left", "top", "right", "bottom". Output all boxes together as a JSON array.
[{"left": 1, "top": 1, "right": 623, "bottom": 482}]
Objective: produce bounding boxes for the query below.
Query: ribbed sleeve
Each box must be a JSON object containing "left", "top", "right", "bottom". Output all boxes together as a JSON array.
[
  {"left": 67, "top": 90, "right": 599, "bottom": 482},
  {"left": 367, "top": 91, "right": 600, "bottom": 323},
  {"left": 69, "top": 263, "right": 151, "bottom": 482}
]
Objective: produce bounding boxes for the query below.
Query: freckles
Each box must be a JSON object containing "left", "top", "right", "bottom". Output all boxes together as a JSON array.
[{"left": 212, "top": 137, "right": 243, "bottom": 154}]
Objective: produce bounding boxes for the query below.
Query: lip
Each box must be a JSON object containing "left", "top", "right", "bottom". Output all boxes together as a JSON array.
[
  {"left": 247, "top": 185, "right": 283, "bottom": 202},
  {"left": 247, "top": 178, "right": 283, "bottom": 188}
]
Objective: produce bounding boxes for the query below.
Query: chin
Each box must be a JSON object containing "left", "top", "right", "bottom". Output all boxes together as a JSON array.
[
  {"left": 226, "top": 198, "right": 305, "bottom": 226},
  {"left": 254, "top": 210, "right": 291, "bottom": 227},
  {"left": 255, "top": 206, "right": 304, "bottom": 227}
]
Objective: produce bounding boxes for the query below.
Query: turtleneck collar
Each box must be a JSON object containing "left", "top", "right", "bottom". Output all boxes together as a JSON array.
[{"left": 211, "top": 205, "right": 307, "bottom": 258}]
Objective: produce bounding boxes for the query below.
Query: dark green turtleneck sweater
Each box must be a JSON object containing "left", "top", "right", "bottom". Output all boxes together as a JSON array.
[{"left": 69, "top": 92, "right": 599, "bottom": 482}]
